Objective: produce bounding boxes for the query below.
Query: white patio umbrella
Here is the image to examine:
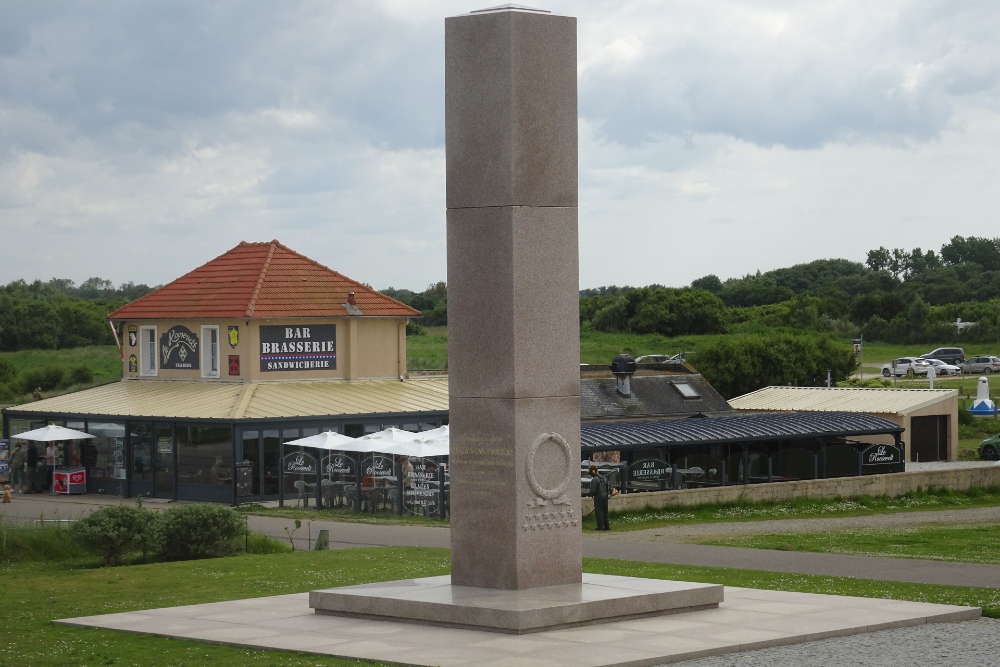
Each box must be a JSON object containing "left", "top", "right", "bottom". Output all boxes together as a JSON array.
[
  {"left": 414, "top": 425, "right": 449, "bottom": 442},
  {"left": 379, "top": 439, "right": 450, "bottom": 458},
  {"left": 13, "top": 425, "right": 95, "bottom": 441},
  {"left": 283, "top": 430, "right": 359, "bottom": 451},
  {"left": 359, "top": 427, "right": 421, "bottom": 445},
  {"left": 380, "top": 426, "right": 449, "bottom": 458}
]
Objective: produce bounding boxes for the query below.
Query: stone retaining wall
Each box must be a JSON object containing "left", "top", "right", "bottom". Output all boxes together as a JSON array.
[{"left": 581, "top": 466, "right": 1000, "bottom": 514}]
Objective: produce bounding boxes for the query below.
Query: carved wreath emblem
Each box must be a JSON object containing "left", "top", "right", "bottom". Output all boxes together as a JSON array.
[{"left": 525, "top": 432, "right": 573, "bottom": 508}]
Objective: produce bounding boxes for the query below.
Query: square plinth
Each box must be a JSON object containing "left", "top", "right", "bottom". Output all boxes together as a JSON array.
[{"left": 309, "top": 574, "right": 723, "bottom": 634}]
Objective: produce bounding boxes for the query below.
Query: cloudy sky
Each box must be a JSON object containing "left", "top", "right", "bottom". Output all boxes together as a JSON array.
[{"left": 2, "top": 1, "right": 998, "bottom": 292}]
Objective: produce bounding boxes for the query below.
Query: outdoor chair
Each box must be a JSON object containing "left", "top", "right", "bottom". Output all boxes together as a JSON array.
[
  {"left": 364, "top": 487, "right": 384, "bottom": 513},
  {"left": 292, "top": 480, "right": 316, "bottom": 508},
  {"left": 320, "top": 479, "right": 335, "bottom": 507},
  {"left": 386, "top": 487, "right": 401, "bottom": 514}
]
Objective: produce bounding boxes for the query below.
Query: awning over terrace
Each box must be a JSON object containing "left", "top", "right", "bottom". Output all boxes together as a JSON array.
[{"left": 580, "top": 411, "right": 904, "bottom": 451}]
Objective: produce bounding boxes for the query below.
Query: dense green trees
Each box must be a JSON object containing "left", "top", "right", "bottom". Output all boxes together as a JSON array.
[
  {"left": 0, "top": 277, "right": 155, "bottom": 353},
  {"left": 689, "top": 333, "right": 858, "bottom": 399},
  {"left": 581, "top": 236, "right": 1000, "bottom": 346},
  {"left": 382, "top": 281, "right": 448, "bottom": 328},
  {"left": 588, "top": 287, "right": 729, "bottom": 337}
]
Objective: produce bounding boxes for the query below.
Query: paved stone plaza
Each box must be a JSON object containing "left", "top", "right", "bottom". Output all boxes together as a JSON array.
[{"left": 56, "top": 586, "right": 979, "bottom": 667}]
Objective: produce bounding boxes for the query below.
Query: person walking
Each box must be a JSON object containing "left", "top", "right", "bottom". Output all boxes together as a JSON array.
[
  {"left": 589, "top": 465, "right": 611, "bottom": 531},
  {"left": 8, "top": 443, "right": 26, "bottom": 493},
  {"left": 25, "top": 441, "right": 38, "bottom": 493}
]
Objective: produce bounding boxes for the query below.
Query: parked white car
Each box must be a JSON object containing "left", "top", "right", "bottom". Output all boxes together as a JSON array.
[
  {"left": 881, "top": 357, "right": 931, "bottom": 377},
  {"left": 924, "top": 358, "right": 962, "bottom": 376}
]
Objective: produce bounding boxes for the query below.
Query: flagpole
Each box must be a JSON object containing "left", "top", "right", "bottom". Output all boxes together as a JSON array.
[{"left": 108, "top": 320, "right": 124, "bottom": 360}]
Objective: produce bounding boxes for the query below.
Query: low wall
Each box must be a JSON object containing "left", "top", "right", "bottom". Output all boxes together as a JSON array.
[{"left": 581, "top": 466, "right": 1000, "bottom": 514}]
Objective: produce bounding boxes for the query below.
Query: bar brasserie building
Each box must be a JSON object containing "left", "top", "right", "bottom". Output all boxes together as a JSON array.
[{"left": 1, "top": 240, "right": 448, "bottom": 503}]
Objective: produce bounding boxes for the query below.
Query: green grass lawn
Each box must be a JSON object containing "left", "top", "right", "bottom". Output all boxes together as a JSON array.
[
  {"left": 583, "top": 487, "right": 1000, "bottom": 532},
  {"left": 699, "top": 523, "right": 1000, "bottom": 566},
  {"left": 3, "top": 545, "right": 999, "bottom": 667},
  {"left": 0, "top": 345, "right": 122, "bottom": 407}
]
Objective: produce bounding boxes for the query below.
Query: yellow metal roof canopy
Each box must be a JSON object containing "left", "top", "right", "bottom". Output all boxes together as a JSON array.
[
  {"left": 730, "top": 386, "right": 957, "bottom": 416},
  {"left": 6, "top": 378, "right": 449, "bottom": 421}
]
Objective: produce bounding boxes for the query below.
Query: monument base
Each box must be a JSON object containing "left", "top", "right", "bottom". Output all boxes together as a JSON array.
[{"left": 309, "top": 573, "right": 723, "bottom": 634}]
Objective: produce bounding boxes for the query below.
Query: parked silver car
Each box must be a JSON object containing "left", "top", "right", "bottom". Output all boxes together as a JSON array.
[
  {"left": 961, "top": 356, "right": 1000, "bottom": 374},
  {"left": 881, "top": 357, "right": 931, "bottom": 377},
  {"left": 924, "top": 358, "right": 962, "bottom": 376}
]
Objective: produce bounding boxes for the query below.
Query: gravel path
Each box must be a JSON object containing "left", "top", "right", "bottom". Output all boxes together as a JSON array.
[
  {"left": 666, "top": 618, "right": 1000, "bottom": 667},
  {"left": 592, "top": 506, "right": 1000, "bottom": 544}
]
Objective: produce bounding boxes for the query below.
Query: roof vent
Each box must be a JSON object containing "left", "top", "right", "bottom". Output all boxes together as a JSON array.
[
  {"left": 342, "top": 291, "right": 363, "bottom": 316},
  {"left": 610, "top": 354, "right": 637, "bottom": 397}
]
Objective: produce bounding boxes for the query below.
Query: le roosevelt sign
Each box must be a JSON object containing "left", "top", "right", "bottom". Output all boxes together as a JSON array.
[
  {"left": 862, "top": 444, "right": 901, "bottom": 466},
  {"left": 259, "top": 325, "right": 336, "bottom": 372}
]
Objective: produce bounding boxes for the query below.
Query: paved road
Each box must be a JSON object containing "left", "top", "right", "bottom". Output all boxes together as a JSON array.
[
  {"left": 5, "top": 494, "right": 1000, "bottom": 588},
  {"left": 666, "top": 618, "right": 1000, "bottom": 667}
]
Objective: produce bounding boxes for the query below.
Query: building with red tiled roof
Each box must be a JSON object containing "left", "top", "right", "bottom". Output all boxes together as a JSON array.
[
  {"left": 109, "top": 240, "right": 419, "bottom": 321},
  {"left": 109, "top": 240, "right": 420, "bottom": 383}
]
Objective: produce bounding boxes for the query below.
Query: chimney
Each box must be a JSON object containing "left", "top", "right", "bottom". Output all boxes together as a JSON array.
[
  {"left": 610, "top": 354, "right": 637, "bottom": 397},
  {"left": 347, "top": 292, "right": 356, "bottom": 306}
]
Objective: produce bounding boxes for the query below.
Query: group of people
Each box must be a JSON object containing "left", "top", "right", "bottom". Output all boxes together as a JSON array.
[{"left": 7, "top": 440, "right": 63, "bottom": 494}]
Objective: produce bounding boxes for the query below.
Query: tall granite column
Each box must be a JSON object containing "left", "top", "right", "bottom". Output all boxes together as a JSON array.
[{"left": 446, "top": 6, "right": 580, "bottom": 590}]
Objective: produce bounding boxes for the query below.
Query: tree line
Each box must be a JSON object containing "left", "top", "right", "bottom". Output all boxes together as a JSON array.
[
  {"left": 579, "top": 235, "right": 1000, "bottom": 345},
  {"left": 0, "top": 278, "right": 156, "bottom": 352}
]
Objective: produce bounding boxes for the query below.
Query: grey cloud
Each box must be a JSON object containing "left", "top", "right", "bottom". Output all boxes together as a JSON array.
[{"left": 577, "top": 0, "right": 1000, "bottom": 149}]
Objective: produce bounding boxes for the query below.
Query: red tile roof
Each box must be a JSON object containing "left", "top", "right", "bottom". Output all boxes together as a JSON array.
[{"left": 108, "top": 241, "right": 420, "bottom": 320}]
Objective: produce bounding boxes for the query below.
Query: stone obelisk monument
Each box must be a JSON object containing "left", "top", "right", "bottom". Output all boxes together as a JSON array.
[
  {"left": 311, "top": 7, "right": 722, "bottom": 630},
  {"left": 446, "top": 5, "right": 581, "bottom": 590}
]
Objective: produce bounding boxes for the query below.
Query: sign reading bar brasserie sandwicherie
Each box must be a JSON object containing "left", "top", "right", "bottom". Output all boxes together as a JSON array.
[{"left": 260, "top": 325, "right": 336, "bottom": 372}]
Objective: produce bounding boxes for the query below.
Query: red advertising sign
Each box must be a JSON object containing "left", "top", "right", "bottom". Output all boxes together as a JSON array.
[{"left": 228, "top": 355, "right": 240, "bottom": 376}]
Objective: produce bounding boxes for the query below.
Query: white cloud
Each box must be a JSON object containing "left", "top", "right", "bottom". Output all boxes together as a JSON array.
[{"left": 0, "top": 0, "right": 998, "bottom": 293}]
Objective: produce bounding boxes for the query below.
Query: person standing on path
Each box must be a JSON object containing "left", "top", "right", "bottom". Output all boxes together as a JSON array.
[
  {"left": 589, "top": 466, "right": 611, "bottom": 531},
  {"left": 8, "top": 443, "right": 25, "bottom": 493},
  {"left": 25, "top": 441, "right": 38, "bottom": 493}
]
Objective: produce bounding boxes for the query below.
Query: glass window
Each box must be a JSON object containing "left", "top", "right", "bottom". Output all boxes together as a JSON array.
[
  {"left": 87, "top": 422, "right": 127, "bottom": 481},
  {"left": 130, "top": 421, "right": 154, "bottom": 481},
  {"left": 140, "top": 326, "right": 157, "bottom": 376},
  {"left": 673, "top": 383, "right": 701, "bottom": 399},
  {"left": 201, "top": 326, "right": 220, "bottom": 378},
  {"left": 177, "top": 424, "right": 232, "bottom": 486}
]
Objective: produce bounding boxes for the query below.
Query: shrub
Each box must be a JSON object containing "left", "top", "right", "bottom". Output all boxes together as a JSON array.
[
  {"left": 837, "top": 377, "right": 893, "bottom": 388},
  {"left": 406, "top": 321, "right": 425, "bottom": 336},
  {"left": 71, "top": 506, "right": 162, "bottom": 566},
  {"left": 18, "top": 366, "right": 64, "bottom": 393},
  {"left": 246, "top": 532, "right": 293, "bottom": 554},
  {"left": 0, "top": 357, "right": 16, "bottom": 385},
  {"left": 160, "top": 504, "right": 245, "bottom": 561},
  {"left": 66, "top": 365, "right": 95, "bottom": 386}
]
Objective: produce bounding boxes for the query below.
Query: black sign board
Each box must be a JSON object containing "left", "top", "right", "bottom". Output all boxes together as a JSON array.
[
  {"left": 364, "top": 455, "right": 395, "bottom": 481},
  {"left": 235, "top": 463, "right": 254, "bottom": 501},
  {"left": 862, "top": 444, "right": 901, "bottom": 466},
  {"left": 404, "top": 458, "right": 440, "bottom": 516},
  {"left": 159, "top": 325, "right": 199, "bottom": 370},
  {"left": 259, "top": 325, "right": 336, "bottom": 372},
  {"left": 626, "top": 458, "right": 671, "bottom": 484},
  {"left": 284, "top": 452, "right": 317, "bottom": 475},
  {"left": 323, "top": 454, "right": 355, "bottom": 478}
]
